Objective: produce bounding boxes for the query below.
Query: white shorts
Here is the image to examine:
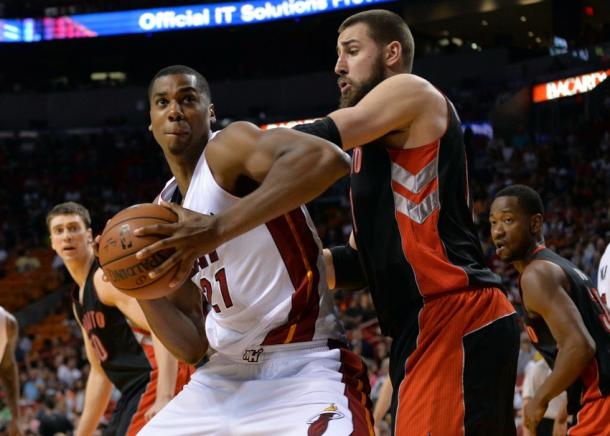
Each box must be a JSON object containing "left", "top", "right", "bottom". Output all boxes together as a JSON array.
[{"left": 138, "top": 344, "right": 373, "bottom": 436}]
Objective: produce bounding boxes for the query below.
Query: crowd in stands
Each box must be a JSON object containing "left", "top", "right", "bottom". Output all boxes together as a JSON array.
[{"left": 1, "top": 87, "right": 609, "bottom": 435}]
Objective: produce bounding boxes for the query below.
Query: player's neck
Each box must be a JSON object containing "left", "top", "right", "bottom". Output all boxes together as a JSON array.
[
  {"left": 514, "top": 243, "right": 545, "bottom": 273},
  {"left": 166, "top": 143, "right": 205, "bottom": 200},
  {"left": 65, "top": 250, "right": 95, "bottom": 289}
]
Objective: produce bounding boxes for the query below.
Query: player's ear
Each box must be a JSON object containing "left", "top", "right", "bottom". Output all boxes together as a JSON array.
[
  {"left": 87, "top": 228, "right": 93, "bottom": 244},
  {"left": 148, "top": 125, "right": 153, "bottom": 131},
  {"left": 384, "top": 41, "right": 402, "bottom": 68},
  {"left": 530, "top": 214, "right": 543, "bottom": 235},
  {"left": 208, "top": 103, "right": 216, "bottom": 124}
]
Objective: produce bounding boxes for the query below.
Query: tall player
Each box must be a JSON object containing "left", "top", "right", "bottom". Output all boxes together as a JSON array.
[
  {"left": 0, "top": 306, "right": 21, "bottom": 436},
  {"left": 47, "top": 202, "right": 192, "bottom": 436},
  {"left": 490, "top": 185, "right": 610, "bottom": 435},
  {"left": 135, "top": 65, "right": 373, "bottom": 435},
  {"left": 293, "top": 9, "right": 519, "bottom": 435}
]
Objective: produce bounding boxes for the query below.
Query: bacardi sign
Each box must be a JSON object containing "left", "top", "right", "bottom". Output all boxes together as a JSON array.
[{"left": 532, "top": 69, "right": 610, "bottom": 103}]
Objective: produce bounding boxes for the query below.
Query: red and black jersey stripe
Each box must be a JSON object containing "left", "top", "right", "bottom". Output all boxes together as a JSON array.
[{"left": 349, "top": 99, "right": 502, "bottom": 338}]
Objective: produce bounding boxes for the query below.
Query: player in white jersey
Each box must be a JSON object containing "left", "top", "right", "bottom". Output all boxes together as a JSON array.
[
  {"left": 135, "top": 65, "right": 373, "bottom": 435},
  {"left": 0, "top": 306, "right": 22, "bottom": 436},
  {"left": 599, "top": 242, "right": 610, "bottom": 309}
]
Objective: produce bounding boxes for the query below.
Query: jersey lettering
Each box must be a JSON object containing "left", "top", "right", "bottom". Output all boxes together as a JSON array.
[
  {"left": 199, "top": 259, "right": 233, "bottom": 316},
  {"left": 197, "top": 249, "right": 219, "bottom": 269},
  {"left": 90, "top": 333, "right": 109, "bottom": 362},
  {"left": 588, "top": 287, "right": 610, "bottom": 333}
]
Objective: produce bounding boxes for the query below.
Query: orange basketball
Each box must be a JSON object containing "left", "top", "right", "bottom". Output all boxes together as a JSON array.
[{"left": 97, "top": 203, "right": 184, "bottom": 300}]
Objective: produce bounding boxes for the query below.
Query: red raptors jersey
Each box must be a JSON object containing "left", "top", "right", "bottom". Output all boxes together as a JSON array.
[{"left": 350, "top": 99, "right": 503, "bottom": 338}]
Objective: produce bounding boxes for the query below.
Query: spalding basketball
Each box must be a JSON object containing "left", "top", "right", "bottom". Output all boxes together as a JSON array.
[{"left": 97, "top": 203, "right": 184, "bottom": 299}]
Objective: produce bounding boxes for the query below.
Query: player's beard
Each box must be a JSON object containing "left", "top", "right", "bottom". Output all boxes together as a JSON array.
[{"left": 339, "top": 56, "right": 386, "bottom": 108}]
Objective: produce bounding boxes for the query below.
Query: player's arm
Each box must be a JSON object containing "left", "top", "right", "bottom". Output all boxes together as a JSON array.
[
  {"left": 137, "top": 280, "right": 206, "bottom": 365},
  {"left": 520, "top": 260, "right": 596, "bottom": 432},
  {"left": 323, "top": 232, "right": 367, "bottom": 291},
  {"left": 373, "top": 376, "right": 392, "bottom": 434},
  {"left": 94, "top": 271, "right": 180, "bottom": 417},
  {"left": 552, "top": 395, "right": 568, "bottom": 436},
  {"left": 520, "top": 362, "right": 537, "bottom": 436},
  {"left": 0, "top": 314, "right": 21, "bottom": 436},
  {"left": 203, "top": 122, "right": 350, "bottom": 242},
  {"left": 327, "top": 74, "right": 444, "bottom": 151},
  {"left": 145, "top": 332, "right": 178, "bottom": 420},
  {"left": 136, "top": 122, "right": 350, "bottom": 283},
  {"left": 77, "top": 328, "right": 113, "bottom": 436}
]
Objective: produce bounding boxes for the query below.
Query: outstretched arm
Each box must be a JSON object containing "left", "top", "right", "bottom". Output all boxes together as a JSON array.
[
  {"left": 0, "top": 314, "right": 21, "bottom": 436},
  {"left": 323, "top": 232, "right": 366, "bottom": 291},
  {"left": 328, "top": 74, "right": 446, "bottom": 151},
  {"left": 521, "top": 260, "right": 596, "bottom": 433},
  {"left": 136, "top": 122, "right": 351, "bottom": 284}
]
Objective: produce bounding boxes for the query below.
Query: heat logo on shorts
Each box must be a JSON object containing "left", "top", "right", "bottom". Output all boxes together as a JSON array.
[
  {"left": 307, "top": 404, "right": 344, "bottom": 436},
  {"left": 242, "top": 348, "right": 264, "bottom": 363}
]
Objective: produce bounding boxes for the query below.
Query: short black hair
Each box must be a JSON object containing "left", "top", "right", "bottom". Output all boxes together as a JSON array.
[
  {"left": 339, "top": 9, "right": 414, "bottom": 72},
  {"left": 46, "top": 202, "right": 91, "bottom": 230},
  {"left": 494, "top": 184, "right": 544, "bottom": 217},
  {"left": 148, "top": 65, "right": 211, "bottom": 101}
]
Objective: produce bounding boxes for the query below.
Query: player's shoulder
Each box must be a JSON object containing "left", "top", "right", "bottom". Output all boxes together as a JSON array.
[
  {"left": 207, "top": 122, "right": 259, "bottom": 153},
  {"left": 2, "top": 309, "right": 18, "bottom": 338},
  {"left": 381, "top": 74, "right": 441, "bottom": 96},
  {"left": 521, "top": 259, "right": 566, "bottom": 289},
  {"left": 211, "top": 121, "right": 260, "bottom": 142},
  {"left": 93, "top": 267, "right": 124, "bottom": 307}
]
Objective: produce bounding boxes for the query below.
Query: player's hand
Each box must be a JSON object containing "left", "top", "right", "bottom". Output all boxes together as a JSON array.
[
  {"left": 552, "top": 403, "right": 568, "bottom": 436},
  {"left": 524, "top": 395, "right": 547, "bottom": 435},
  {"left": 134, "top": 201, "right": 222, "bottom": 287},
  {"left": 145, "top": 396, "right": 171, "bottom": 422}
]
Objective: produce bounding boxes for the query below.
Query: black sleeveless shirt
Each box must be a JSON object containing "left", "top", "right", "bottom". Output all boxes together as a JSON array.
[
  {"left": 350, "top": 99, "right": 503, "bottom": 337},
  {"left": 72, "top": 264, "right": 152, "bottom": 393},
  {"left": 519, "top": 247, "right": 610, "bottom": 410}
]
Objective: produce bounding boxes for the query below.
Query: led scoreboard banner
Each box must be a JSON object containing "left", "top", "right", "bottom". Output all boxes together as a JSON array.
[{"left": 0, "top": 0, "right": 394, "bottom": 43}]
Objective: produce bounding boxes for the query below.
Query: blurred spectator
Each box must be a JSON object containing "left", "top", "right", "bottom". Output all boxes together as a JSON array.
[
  {"left": 36, "top": 392, "right": 73, "bottom": 436},
  {"left": 517, "top": 332, "right": 536, "bottom": 380},
  {"left": 56, "top": 357, "right": 81, "bottom": 390},
  {"left": 521, "top": 355, "right": 567, "bottom": 436},
  {"left": 14, "top": 250, "right": 41, "bottom": 273}
]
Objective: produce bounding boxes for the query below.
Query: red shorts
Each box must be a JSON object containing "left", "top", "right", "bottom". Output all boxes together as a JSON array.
[
  {"left": 569, "top": 395, "right": 610, "bottom": 435},
  {"left": 393, "top": 287, "right": 518, "bottom": 435}
]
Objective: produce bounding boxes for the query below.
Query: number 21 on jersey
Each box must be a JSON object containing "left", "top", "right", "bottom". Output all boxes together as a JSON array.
[{"left": 198, "top": 250, "right": 233, "bottom": 313}]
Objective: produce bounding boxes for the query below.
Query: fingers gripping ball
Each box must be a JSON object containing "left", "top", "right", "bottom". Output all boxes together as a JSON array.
[{"left": 97, "top": 203, "right": 183, "bottom": 299}]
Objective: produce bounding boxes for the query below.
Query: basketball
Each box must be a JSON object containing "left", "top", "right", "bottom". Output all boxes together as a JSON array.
[{"left": 97, "top": 203, "right": 183, "bottom": 299}]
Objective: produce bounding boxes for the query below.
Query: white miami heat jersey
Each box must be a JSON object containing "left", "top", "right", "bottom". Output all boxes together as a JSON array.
[
  {"left": 599, "top": 243, "right": 610, "bottom": 309},
  {"left": 0, "top": 306, "right": 8, "bottom": 363},
  {"left": 158, "top": 148, "right": 345, "bottom": 360}
]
